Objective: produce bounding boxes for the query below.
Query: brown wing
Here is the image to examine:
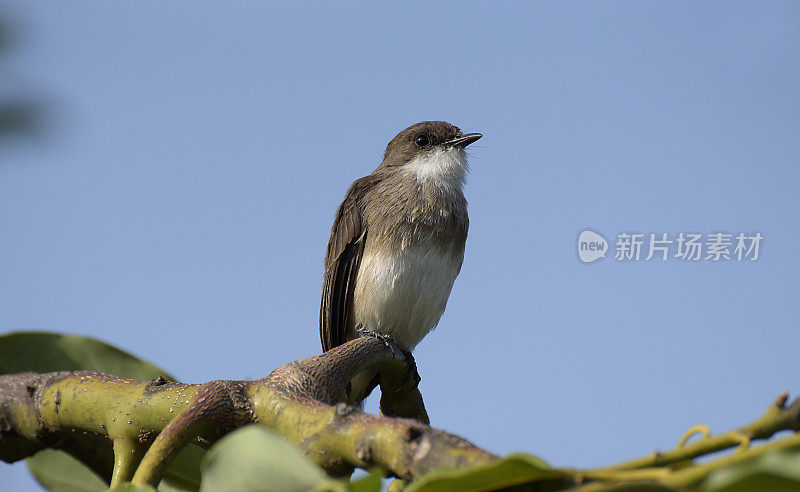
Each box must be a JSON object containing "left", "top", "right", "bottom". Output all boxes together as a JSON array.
[{"left": 319, "top": 177, "right": 373, "bottom": 352}]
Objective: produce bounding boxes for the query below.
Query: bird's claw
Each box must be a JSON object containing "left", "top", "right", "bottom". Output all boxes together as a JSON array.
[
  {"left": 398, "top": 348, "right": 421, "bottom": 393},
  {"left": 356, "top": 325, "right": 402, "bottom": 356},
  {"left": 355, "top": 326, "right": 420, "bottom": 392}
]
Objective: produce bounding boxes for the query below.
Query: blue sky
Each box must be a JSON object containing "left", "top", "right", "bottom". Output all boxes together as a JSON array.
[{"left": 2, "top": 2, "right": 799, "bottom": 490}]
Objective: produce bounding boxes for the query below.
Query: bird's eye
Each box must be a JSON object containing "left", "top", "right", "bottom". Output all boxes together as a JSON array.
[{"left": 414, "top": 134, "right": 429, "bottom": 147}]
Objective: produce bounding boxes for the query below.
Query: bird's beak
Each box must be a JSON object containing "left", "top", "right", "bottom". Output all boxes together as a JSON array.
[{"left": 446, "top": 133, "right": 483, "bottom": 148}]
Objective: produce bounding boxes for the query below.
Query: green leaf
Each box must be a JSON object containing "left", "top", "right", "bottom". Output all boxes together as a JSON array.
[
  {"left": 348, "top": 468, "right": 384, "bottom": 492},
  {"left": 200, "top": 425, "right": 328, "bottom": 492},
  {"left": 310, "top": 479, "right": 350, "bottom": 492},
  {"left": 404, "top": 453, "right": 570, "bottom": 492},
  {"left": 601, "top": 486, "right": 676, "bottom": 491},
  {"left": 158, "top": 444, "right": 205, "bottom": 491},
  {"left": 309, "top": 468, "right": 384, "bottom": 492},
  {"left": 0, "top": 332, "right": 203, "bottom": 491},
  {"left": 26, "top": 448, "right": 191, "bottom": 492},
  {"left": 111, "top": 484, "right": 159, "bottom": 492},
  {"left": 26, "top": 449, "right": 107, "bottom": 492},
  {"left": 699, "top": 449, "right": 800, "bottom": 492},
  {"left": 0, "top": 331, "right": 172, "bottom": 380}
]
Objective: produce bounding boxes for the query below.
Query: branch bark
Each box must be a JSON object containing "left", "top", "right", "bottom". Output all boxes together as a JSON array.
[
  {"left": 0, "top": 336, "right": 496, "bottom": 488},
  {"left": 4, "top": 334, "right": 800, "bottom": 491}
]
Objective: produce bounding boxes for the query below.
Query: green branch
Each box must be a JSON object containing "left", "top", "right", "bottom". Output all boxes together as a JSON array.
[
  {"left": 567, "top": 393, "right": 800, "bottom": 490},
  {"left": 0, "top": 336, "right": 495, "bottom": 488}
]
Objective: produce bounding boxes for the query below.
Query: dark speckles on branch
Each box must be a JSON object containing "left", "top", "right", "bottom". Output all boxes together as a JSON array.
[
  {"left": 138, "top": 429, "right": 156, "bottom": 445},
  {"left": 334, "top": 402, "right": 356, "bottom": 418},
  {"left": 355, "top": 442, "right": 373, "bottom": 463},
  {"left": 403, "top": 425, "right": 423, "bottom": 443},
  {"left": 142, "top": 377, "right": 181, "bottom": 396}
]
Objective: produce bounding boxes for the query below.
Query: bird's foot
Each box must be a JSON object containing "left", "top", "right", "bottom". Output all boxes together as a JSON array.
[
  {"left": 355, "top": 325, "right": 420, "bottom": 392},
  {"left": 398, "top": 349, "right": 421, "bottom": 393},
  {"left": 356, "top": 325, "right": 399, "bottom": 352}
]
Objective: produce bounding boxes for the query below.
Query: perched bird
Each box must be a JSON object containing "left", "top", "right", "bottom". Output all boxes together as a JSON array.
[{"left": 319, "top": 121, "right": 481, "bottom": 400}]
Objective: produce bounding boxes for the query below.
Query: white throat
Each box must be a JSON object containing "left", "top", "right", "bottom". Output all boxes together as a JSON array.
[{"left": 407, "top": 147, "right": 468, "bottom": 190}]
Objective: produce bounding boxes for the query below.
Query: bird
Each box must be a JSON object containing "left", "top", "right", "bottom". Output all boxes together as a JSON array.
[{"left": 319, "top": 121, "right": 481, "bottom": 401}]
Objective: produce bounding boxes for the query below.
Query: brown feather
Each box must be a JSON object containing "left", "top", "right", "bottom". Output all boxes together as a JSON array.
[{"left": 319, "top": 176, "right": 375, "bottom": 352}]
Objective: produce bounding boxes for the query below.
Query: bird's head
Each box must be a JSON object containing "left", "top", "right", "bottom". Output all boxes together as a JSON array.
[{"left": 380, "top": 121, "right": 482, "bottom": 189}]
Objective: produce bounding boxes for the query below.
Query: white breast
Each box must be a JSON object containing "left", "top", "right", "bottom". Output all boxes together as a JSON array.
[{"left": 352, "top": 244, "right": 463, "bottom": 349}]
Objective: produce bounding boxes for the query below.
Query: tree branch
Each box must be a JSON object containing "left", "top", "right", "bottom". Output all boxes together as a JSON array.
[
  {"left": 569, "top": 393, "right": 800, "bottom": 490},
  {"left": 4, "top": 334, "right": 800, "bottom": 491},
  {"left": 0, "top": 336, "right": 495, "bottom": 487}
]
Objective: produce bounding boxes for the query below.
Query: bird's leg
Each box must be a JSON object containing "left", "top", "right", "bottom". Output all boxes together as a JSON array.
[
  {"left": 355, "top": 325, "right": 420, "bottom": 394},
  {"left": 350, "top": 326, "right": 428, "bottom": 422}
]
